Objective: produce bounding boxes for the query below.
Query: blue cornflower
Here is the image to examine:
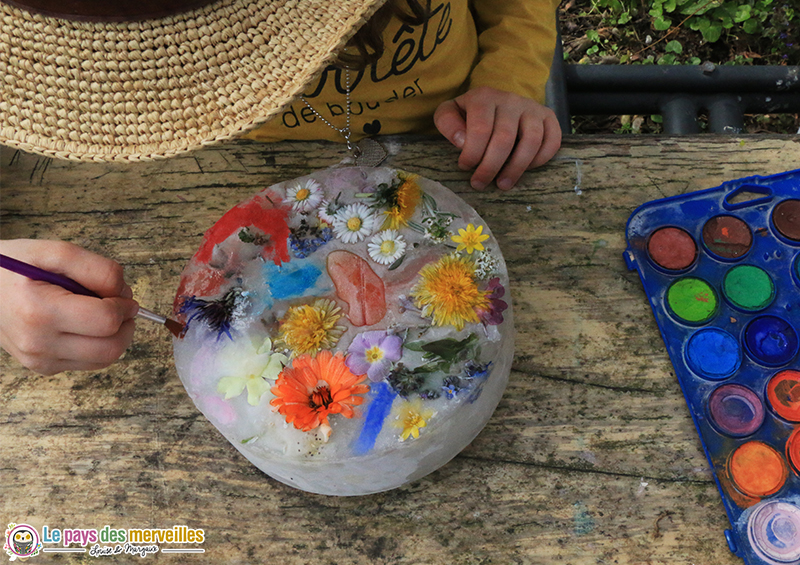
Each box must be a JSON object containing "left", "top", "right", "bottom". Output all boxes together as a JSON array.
[{"left": 179, "top": 288, "right": 243, "bottom": 340}]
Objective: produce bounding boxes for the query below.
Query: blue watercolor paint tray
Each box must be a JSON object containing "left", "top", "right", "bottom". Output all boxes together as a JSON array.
[{"left": 625, "top": 169, "right": 800, "bottom": 565}]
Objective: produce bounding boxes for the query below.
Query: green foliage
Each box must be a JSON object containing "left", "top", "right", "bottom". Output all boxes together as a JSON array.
[{"left": 582, "top": 0, "right": 796, "bottom": 66}]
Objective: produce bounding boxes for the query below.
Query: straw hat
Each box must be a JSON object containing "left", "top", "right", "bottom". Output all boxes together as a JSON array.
[{"left": 0, "top": 0, "right": 387, "bottom": 161}]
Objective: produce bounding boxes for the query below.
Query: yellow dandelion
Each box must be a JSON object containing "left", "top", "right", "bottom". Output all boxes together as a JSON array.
[
  {"left": 409, "top": 254, "right": 489, "bottom": 331},
  {"left": 392, "top": 398, "right": 435, "bottom": 441},
  {"left": 382, "top": 175, "right": 421, "bottom": 230},
  {"left": 278, "top": 299, "right": 346, "bottom": 357},
  {"left": 451, "top": 223, "right": 490, "bottom": 254}
]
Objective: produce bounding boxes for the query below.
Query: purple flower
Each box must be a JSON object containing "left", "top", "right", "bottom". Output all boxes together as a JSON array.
[
  {"left": 346, "top": 331, "right": 403, "bottom": 382},
  {"left": 477, "top": 277, "right": 508, "bottom": 326}
]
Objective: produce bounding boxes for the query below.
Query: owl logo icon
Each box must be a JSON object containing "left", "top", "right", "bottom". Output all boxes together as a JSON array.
[{"left": 3, "top": 523, "right": 42, "bottom": 560}]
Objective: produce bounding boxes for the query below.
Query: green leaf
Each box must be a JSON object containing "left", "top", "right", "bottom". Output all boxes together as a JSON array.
[
  {"left": 653, "top": 16, "right": 672, "bottom": 30},
  {"left": 663, "top": 0, "right": 677, "bottom": 12},
  {"left": 734, "top": 4, "right": 752, "bottom": 22},
  {"left": 687, "top": 56, "right": 702, "bottom": 65},
  {"left": 657, "top": 53, "right": 677, "bottom": 65},
  {"left": 743, "top": 18, "right": 760, "bottom": 34},
  {"left": 712, "top": 6, "right": 734, "bottom": 27},
  {"left": 411, "top": 362, "right": 449, "bottom": 374},
  {"left": 689, "top": 16, "right": 710, "bottom": 31},
  {"left": 680, "top": 0, "right": 713, "bottom": 15},
  {"left": 403, "top": 340, "right": 426, "bottom": 352},
  {"left": 651, "top": 114, "right": 664, "bottom": 124},
  {"left": 586, "top": 29, "right": 601, "bottom": 42},
  {"left": 665, "top": 40, "right": 683, "bottom": 54},
  {"left": 617, "top": 12, "right": 631, "bottom": 24},
  {"left": 387, "top": 255, "right": 405, "bottom": 271},
  {"left": 701, "top": 23, "right": 723, "bottom": 42},
  {"left": 238, "top": 228, "right": 255, "bottom": 243},
  {"left": 419, "top": 334, "right": 478, "bottom": 362}
]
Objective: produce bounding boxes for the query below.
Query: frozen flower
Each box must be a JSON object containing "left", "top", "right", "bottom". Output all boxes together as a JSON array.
[
  {"left": 367, "top": 230, "right": 407, "bottom": 265},
  {"left": 462, "top": 360, "right": 492, "bottom": 381},
  {"left": 317, "top": 193, "right": 344, "bottom": 224},
  {"left": 178, "top": 288, "right": 245, "bottom": 340},
  {"left": 346, "top": 331, "right": 403, "bottom": 382},
  {"left": 371, "top": 174, "right": 422, "bottom": 230},
  {"left": 451, "top": 223, "right": 489, "bottom": 254},
  {"left": 476, "top": 277, "right": 508, "bottom": 326},
  {"left": 473, "top": 248, "right": 500, "bottom": 279},
  {"left": 410, "top": 254, "right": 489, "bottom": 331},
  {"left": 332, "top": 203, "right": 378, "bottom": 244},
  {"left": 391, "top": 398, "right": 435, "bottom": 441},
  {"left": 286, "top": 179, "right": 324, "bottom": 213},
  {"left": 463, "top": 361, "right": 493, "bottom": 403},
  {"left": 217, "top": 337, "right": 289, "bottom": 406},
  {"left": 441, "top": 376, "right": 462, "bottom": 399},
  {"left": 386, "top": 363, "right": 426, "bottom": 398},
  {"left": 288, "top": 219, "right": 333, "bottom": 258},
  {"left": 270, "top": 351, "right": 369, "bottom": 439},
  {"left": 421, "top": 213, "right": 453, "bottom": 244},
  {"left": 277, "top": 299, "right": 346, "bottom": 357}
]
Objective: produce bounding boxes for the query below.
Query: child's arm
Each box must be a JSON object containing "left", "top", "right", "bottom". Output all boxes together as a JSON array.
[
  {"left": 0, "top": 239, "right": 139, "bottom": 375},
  {"left": 435, "top": 0, "right": 562, "bottom": 190}
]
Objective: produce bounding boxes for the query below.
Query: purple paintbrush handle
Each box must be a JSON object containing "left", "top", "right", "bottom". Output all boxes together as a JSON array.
[{"left": 0, "top": 254, "right": 100, "bottom": 298}]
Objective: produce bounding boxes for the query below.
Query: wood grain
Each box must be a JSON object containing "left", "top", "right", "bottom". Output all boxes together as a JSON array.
[{"left": 1, "top": 135, "right": 798, "bottom": 564}]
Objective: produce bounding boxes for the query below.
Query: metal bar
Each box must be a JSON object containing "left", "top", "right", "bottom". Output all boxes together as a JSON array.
[
  {"left": 707, "top": 96, "right": 745, "bottom": 134},
  {"left": 660, "top": 96, "right": 700, "bottom": 134},
  {"left": 564, "top": 64, "right": 800, "bottom": 94},
  {"left": 567, "top": 92, "right": 800, "bottom": 115},
  {"left": 545, "top": 24, "right": 571, "bottom": 133}
]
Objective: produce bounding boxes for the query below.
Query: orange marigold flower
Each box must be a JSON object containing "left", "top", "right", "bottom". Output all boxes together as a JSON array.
[{"left": 270, "top": 351, "right": 370, "bottom": 438}]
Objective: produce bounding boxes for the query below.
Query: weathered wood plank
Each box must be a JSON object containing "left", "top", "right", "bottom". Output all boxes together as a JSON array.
[{"left": 1, "top": 135, "right": 798, "bottom": 564}]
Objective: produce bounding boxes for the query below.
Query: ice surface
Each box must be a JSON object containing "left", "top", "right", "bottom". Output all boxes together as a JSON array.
[{"left": 173, "top": 167, "right": 515, "bottom": 495}]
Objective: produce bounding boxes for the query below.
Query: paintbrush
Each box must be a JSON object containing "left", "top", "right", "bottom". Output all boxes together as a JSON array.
[{"left": 0, "top": 253, "right": 184, "bottom": 338}]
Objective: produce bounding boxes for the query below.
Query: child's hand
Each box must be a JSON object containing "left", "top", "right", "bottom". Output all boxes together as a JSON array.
[
  {"left": 0, "top": 239, "right": 139, "bottom": 375},
  {"left": 434, "top": 86, "right": 562, "bottom": 190}
]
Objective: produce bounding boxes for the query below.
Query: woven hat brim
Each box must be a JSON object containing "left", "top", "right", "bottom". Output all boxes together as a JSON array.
[{"left": 0, "top": 0, "right": 387, "bottom": 162}]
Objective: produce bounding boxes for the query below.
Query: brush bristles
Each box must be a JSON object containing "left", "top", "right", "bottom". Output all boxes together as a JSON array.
[{"left": 164, "top": 318, "right": 185, "bottom": 338}]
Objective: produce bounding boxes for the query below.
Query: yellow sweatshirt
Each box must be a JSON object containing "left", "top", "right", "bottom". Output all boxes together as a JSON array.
[{"left": 244, "top": 0, "right": 558, "bottom": 143}]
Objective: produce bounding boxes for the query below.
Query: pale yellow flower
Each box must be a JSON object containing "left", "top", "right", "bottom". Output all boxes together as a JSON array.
[
  {"left": 217, "top": 337, "right": 288, "bottom": 406},
  {"left": 392, "top": 398, "right": 435, "bottom": 441}
]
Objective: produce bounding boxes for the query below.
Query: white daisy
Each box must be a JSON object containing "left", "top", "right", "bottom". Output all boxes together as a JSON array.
[
  {"left": 285, "top": 179, "right": 324, "bottom": 213},
  {"left": 367, "top": 230, "right": 407, "bottom": 265},
  {"left": 332, "top": 203, "right": 377, "bottom": 244}
]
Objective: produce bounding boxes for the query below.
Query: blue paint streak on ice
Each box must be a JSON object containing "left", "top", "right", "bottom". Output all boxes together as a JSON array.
[
  {"left": 263, "top": 260, "right": 323, "bottom": 301},
  {"left": 354, "top": 382, "right": 397, "bottom": 456}
]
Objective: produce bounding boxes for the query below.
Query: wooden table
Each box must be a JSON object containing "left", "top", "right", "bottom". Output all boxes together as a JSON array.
[{"left": 1, "top": 135, "right": 797, "bottom": 564}]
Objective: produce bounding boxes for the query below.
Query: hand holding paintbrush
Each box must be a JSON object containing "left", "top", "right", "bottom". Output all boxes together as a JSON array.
[{"left": 0, "top": 239, "right": 181, "bottom": 375}]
